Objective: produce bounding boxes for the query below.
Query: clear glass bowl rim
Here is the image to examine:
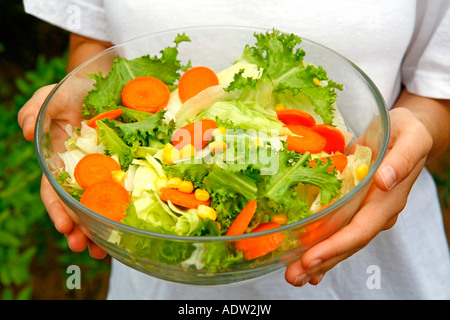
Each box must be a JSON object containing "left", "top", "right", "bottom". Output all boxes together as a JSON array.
[{"left": 34, "top": 25, "right": 390, "bottom": 242}]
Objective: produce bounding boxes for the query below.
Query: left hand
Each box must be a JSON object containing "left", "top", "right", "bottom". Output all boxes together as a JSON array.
[{"left": 284, "top": 106, "right": 433, "bottom": 286}]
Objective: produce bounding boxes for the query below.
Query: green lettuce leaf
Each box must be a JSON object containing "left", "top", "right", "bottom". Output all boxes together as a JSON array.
[
  {"left": 115, "top": 109, "right": 175, "bottom": 146},
  {"left": 195, "top": 100, "right": 282, "bottom": 130},
  {"left": 96, "top": 120, "right": 134, "bottom": 170},
  {"left": 227, "top": 29, "right": 343, "bottom": 124},
  {"left": 83, "top": 33, "right": 191, "bottom": 116},
  {"left": 264, "top": 152, "right": 342, "bottom": 207}
]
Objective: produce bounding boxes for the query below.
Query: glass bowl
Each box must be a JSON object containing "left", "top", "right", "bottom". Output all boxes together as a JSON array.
[{"left": 35, "top": 26, "right": 389, "bottom": 285}]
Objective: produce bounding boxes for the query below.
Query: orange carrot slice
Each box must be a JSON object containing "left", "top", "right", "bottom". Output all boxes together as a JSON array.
[
  {"left": 86, "top": 109, "right": 124, "bottom": 128},
  {"left": 311, "top": 124, "right": 346, "bottom": 154},
  {"left": 172, "top": 119, "right": 217, "bottom": 151},
  {"left": 159, "top": 187, "right": 211, "bottom": 209},
  {"left": 276, "top": 109, "right": 316, "bottom": 127},
  {"left": 74, "top": 153, "right": 121, "bottom": 189},
  {"left": 122, "top": 76, "right": 171, "bottom": 113},
  {"left": 284, "top": 125, "right": 326, "bottom": 154},
  {"left": 80, "top": 180, "right": 130, "bottom": 222},
  {"left": 178, "top": 66, "right": 219, "bottom": 103},
  {"left": 310, "top": 153, "right": 348, "bottom": 172},
  {"left": 226, "top": 200, "right": 257, "bottom": 236},
  {"left": 235, "top": 222, "right": 284, "bottom": 260}
]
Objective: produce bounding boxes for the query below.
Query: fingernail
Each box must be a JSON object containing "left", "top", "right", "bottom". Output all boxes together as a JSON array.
[
  {"left": 294, "top": 273, "right": 310, "bottom": 287},
  {"left": 307, "top": 259, "right": 323, "bottom": 270},
  {"left": 310, "top": 273, "right": 324, "bottom": 285},
  {"left": 379, "top": 165, "right": 397, "bottom": 191},
  {"left": 23, "top": 115, "right": 35, "bottom": 131}
]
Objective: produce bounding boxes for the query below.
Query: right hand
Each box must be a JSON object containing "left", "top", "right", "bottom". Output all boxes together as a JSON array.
[{"left": 18, "top": 84, "right": 107, "bottom": 259}]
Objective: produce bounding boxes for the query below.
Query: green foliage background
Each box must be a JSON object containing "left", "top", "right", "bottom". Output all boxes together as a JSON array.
[{"left": 0, "top": 3, "right": 110, "bottom": 300}]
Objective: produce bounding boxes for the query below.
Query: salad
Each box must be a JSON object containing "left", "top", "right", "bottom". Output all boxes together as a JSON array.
[{"left": 57, "top": 29, "right": 372, "bottom": 268}]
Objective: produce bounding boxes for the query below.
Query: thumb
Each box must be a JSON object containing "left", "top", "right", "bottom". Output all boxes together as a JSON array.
[
  {"left": 18, "top": 84, "right": 56, "bottom": 141},
  {"left": 374, "top": 108, "right": 432, "bottom": 191}
]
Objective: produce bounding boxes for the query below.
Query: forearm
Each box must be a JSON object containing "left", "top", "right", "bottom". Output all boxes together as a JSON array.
[
  {"left": 393, "top": 88, "right": 450, "bottom": 162},
  {"left": 67, "top": 33, "right": 113, "bottom": 72}
]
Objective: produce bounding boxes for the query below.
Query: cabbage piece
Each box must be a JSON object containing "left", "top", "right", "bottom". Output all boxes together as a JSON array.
[{"left": 339, "top": 145, "right": 373, "bottom": 195}]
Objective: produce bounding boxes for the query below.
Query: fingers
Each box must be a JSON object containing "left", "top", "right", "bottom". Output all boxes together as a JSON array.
[
  {"left": 285, "top": 151, "right": 427, "bottom": 287},
  {"left": 41, "top": 175, "right": 74, "bottom": 234},
  {"left": 41, "top": 176, "right": 107, "bottom": 259},
  {"left": 18, "top": 84, "right": 56, "bottom": 141},
  {"left": 88, "top": 241, "right": 108, "bottom": 259},
  {"left": 374, "top": 108, "right": 432, "bottom": 191}
]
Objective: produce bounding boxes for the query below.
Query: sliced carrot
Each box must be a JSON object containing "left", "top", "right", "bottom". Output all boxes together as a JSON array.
[
  {"left": 86, "top": 109, "right": 124, "bottom": 129},
  {"left": 276, "top": 109, "right": 316, "bottom": 127},
  {"left": 311, "top": 124, "right": 346, "bottom": 154},
  {"left": 122, "top": 76, "right": 171, "bottom": 113},
  {"left": 74, "top": 153, "right": 121, "bottom": 189},
  {"left": 299, "top": 217, "right": 339, "bottom": 246},
  {"left": 284, "top": 125, "right": 326, "bottom": 154},
  {"left": 310, "top": 153, "right": 348, "bottom": 172},
  {"left": 178, "top": 66, "right": 219, "bottom": 103},
  {"left": 160, "top": 187, "right": 211, "bottom": 209},
  {"left": 235, "top": 222, "right": 284, "bottom": 260},
  {"left": 80, "top": 180, "right": 130, "bottom": 222},
  {"left": 172, "top": 119, "right": 217, "bottom": 151},
  {"left": 226, "top": 200, "right": 257, "bottom": 236}
]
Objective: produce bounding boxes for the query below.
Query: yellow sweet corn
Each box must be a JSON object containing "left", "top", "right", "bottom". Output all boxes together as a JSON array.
[
  {"left": 275, "top": 103, "right": 285, "bottom": 111},
  {"left": 179, "top": 144, "right": 196, "bottom": 159},
  {"left": 253, "top": 137, "right": 264, "bottom": 147},
  {"left": 167, "top": 177, "right": 182, "bottom": 189},
  {"left": 209, "top": 140, "right": 227, "bottom": 154},
  {"left": 313, "top": 77, "right": 320, "bottom": 86},
  {"left": 197, "top": 205, "right": 217, "bottom": 221},
  {"left": 163, "top": 144, "right": 180, "bottom": 164},
  {"left": 272, "top": 213, "right": 288, "bottom": 225},
  {"left": 213, "top": 127, "right": 227, "bottom": 135},
  {"left": 178, "top": 180, "right": 194, "bottom": 193},
  {"left": 154, "top": 176, "right": 168, "bottom": 191},
  {"left": 111, "top": 170, "right": 127, "bottom": 185},
  {"left": 194, "top": 189, "right": 210, "bottom": 202},
  {"left": 355, "top": 164, "right": 369, "bottom": 181}
]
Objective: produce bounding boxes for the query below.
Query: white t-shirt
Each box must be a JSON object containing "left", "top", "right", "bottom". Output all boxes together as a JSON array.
[{"left": 25, "top": 0, "right": 450, "bottom": 299}]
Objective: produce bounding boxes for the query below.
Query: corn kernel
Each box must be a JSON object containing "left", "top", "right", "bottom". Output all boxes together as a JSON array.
[
  {"left": 253, "top": 137, "right": 264, "bottom": 147},
  {"left": 355, "top": 164, "right": 369, "bottom": 181},
  {"left": 167, "top": 177, "right": 182, "bottom": 189},
  {"left": 179, "top": 144, "right": 196, "bottom": 159},
  {"left": 154, "top": 176, "right": 168, "bottom": 191},
  {"left": 209, "top": 140, "right": 227, "bottom": 154},
  {"left": 275, "top": 103, "right": 285, "bottom": 111},
  {"left": 111, "top": 170, "right": 127, "bottom": 185},
  {"left": 272, "top": 213, "right": 288, "bottom": 225},
  {"left": 163, "top": 146, "right": 180, "bottom": 164},
  {"left": 178, "top": 180, "right": 194, "bottom": 193},
  {"left": 213, "top": 127, "right": 227, "bottom": 135},
  {"left": 197, "top": 205, "right": 217, "bottom": 221},
  {"left": 163, "top": 143, "right": 174, "bottom": 152},
  {"left": 194, "top": 189, "right": 210, "bottom": 202},
  {"left": 313, "top": 78, "right": 320, "bottom": 86}
]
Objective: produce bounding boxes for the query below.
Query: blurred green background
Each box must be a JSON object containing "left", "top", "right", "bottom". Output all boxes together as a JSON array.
[{"left": 0, "top": 3, "right": 448, "bottom": 300}]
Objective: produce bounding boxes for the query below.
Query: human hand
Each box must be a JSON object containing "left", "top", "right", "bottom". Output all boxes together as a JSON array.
[
  {"left": 284, "top": 107, "right": 433, "bottom": 286},
  {"left": 18, "top": 84, "right": 107, "bottom": 259}
]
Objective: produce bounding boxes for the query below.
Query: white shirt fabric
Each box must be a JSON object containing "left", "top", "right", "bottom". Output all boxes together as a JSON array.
[{"left": 24, "top": 0, "right": 450, "bottom": 299}]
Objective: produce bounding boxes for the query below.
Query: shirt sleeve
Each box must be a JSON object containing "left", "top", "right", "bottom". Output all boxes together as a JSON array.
[
  {"left": 402, "top": 0, "right": 450, "bottom": 99},
  {"left": 23, "top": 0, "right": 111, "bottom": 42}
]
